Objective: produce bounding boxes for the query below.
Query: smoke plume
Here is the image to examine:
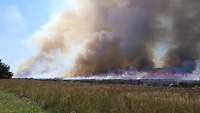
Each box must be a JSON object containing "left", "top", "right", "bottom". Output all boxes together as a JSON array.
[{"left": 16, "top": 0, "right": 200, "bottom": 78}]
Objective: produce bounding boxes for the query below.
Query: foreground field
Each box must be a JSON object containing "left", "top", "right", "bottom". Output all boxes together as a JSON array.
[
  {"left": 0, "top": 79, "right": 200, "bottom": 113},
  {"left": 0, "top": 89, "right": 46, "bottom": 113}
]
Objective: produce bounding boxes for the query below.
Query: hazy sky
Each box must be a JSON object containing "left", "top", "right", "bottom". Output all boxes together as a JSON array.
[{"left": 0, "top": 0, "right": 73, "bottom": 71}]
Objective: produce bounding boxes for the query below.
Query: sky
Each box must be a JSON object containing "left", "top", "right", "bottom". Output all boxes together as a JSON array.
[{"left": 0, "top": 0, "right": 73, "bottom": 72}]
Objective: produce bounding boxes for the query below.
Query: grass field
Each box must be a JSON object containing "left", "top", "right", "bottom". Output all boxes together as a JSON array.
[
  {"left": 0, "top": 79, "right": 200, "bottom": 113},
  {"left": 0, "top": 89, "right": 46, "bottom": 113}
]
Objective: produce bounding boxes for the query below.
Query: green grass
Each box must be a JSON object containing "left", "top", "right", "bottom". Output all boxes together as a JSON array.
[
  {"left": 0, "top": 79, "right": 200, "bottom": 113},
  {"left": 0, "top": 89, "right": 46, "bottom": 113}
]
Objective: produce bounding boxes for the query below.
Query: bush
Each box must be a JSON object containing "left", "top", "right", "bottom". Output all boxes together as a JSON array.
[{"left": 0, "top": 60, "right": 13, "bottom": 79}]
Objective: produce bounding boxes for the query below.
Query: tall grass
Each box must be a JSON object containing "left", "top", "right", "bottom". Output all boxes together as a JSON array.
[{"left": 0, "top": 79, "right": 199, "bottom": 113}]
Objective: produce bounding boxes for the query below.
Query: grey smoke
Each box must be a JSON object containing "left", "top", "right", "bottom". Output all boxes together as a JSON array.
[{"left": 16, "top": 0, "right": 200, "bottom": 77}]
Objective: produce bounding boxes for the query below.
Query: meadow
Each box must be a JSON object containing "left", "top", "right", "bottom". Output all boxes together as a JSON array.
[{"left": 0, "top": 79, "right": 200, "bottom": 113}]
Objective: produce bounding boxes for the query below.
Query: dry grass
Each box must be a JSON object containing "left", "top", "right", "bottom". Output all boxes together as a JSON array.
[{"left": 0, "top": 79, "right": 200, "bottom": 113}]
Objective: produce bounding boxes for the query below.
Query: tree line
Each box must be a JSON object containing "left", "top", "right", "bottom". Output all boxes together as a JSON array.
[{"left": 0, "top": 60, "right": 13, "bottom": 79}]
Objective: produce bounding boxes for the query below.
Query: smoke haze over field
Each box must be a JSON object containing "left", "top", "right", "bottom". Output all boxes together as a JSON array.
[{"left": 16, "top": 0, "right": 200, "bottom": 78}]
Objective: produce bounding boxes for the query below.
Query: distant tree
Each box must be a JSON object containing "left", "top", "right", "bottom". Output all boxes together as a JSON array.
[{"left": 0, "top": 60, "right": 13, "bottom": 79}]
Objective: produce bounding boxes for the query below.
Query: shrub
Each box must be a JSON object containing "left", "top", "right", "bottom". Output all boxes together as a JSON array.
[{"left": 0, "top": 59, "right": 13, "bottom": 79}]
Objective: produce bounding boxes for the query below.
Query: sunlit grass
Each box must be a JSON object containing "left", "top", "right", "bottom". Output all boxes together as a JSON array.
[{"left": 0, "top": 79, "right": 199, "bottom": 113}]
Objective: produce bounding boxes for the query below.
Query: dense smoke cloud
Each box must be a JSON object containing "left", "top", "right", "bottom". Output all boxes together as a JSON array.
[
  {"left": 16, "top": 0, "right": 200, "bottom": 77},
  {"left": 164, "top": 0, "right": 200, "bottom": 70}
]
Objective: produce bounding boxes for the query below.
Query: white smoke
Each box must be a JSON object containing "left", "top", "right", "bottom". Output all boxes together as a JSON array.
[{"left": 184, "top": 60, "right": 200, "bottom": 80}]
